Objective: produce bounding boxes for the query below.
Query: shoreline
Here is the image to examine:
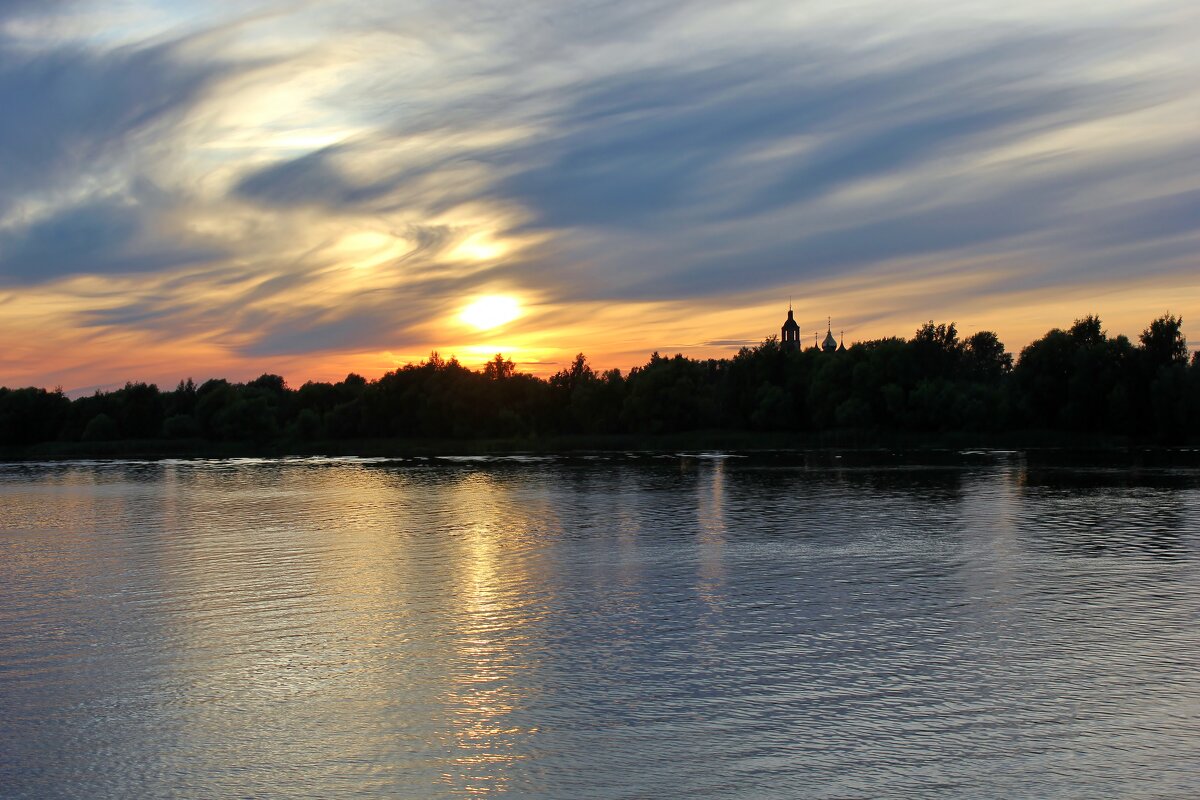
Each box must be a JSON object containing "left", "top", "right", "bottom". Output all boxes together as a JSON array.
[{"left": 2, "top": 429, "right": 1197, "bottom": 462}]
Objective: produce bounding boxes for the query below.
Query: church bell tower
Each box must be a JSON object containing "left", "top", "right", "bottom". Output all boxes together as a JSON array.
[{"left": 781, "top": 305, "right": 801, "bottom": 351}]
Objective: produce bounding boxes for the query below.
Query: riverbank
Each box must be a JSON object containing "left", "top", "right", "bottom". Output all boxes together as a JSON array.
[{"left": 1, "top": 429, "right": 1197, "bottom": 462}]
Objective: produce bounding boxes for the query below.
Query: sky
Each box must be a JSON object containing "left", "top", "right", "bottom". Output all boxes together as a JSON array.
[{"left": 1, "top": 0, "right": 1198, "bottom": 392}]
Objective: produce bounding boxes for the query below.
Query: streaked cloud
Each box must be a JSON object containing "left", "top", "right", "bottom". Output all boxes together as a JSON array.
[{"left": 0, "top": 0, "right": 1197, "bottom": 390}]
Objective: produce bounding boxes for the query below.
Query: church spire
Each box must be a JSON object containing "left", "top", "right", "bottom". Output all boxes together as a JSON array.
[{"left": 780, "top": 301, "right": 800, "bottom": 350}]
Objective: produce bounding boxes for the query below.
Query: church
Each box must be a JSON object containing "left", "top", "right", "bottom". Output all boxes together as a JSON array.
[{"left": 780, "top": 306, "right": 844, "bottom": 353}]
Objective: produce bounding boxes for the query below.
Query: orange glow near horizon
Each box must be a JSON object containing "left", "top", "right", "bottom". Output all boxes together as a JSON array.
[{"left": 1, "top": 269, "right": 1198, "bottom": 395}]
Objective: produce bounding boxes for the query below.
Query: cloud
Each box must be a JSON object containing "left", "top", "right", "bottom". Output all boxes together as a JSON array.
[
  {"left": 237, "top": 310, "right": 421, "bottom": 358},
  {"left": 491, "top": 26, "right": 1185, "bottom": 299},
  {"left": 229, "top": 10, "right": 1197, "bottom": 314},
  {"left": 211, "top": 3, "right": 1195, "bottom": 316},
  {"left": 0, "top": 33, "right": 234, "bottom": 215},
  {"left": 2, "top": 0, "right": 1199, "bottom": 387},
  {"left": 0, "top": 195, "right": 223, "bottom": 284},
  {"left": 233, "top": 145, "right": 401, "bottom": 209},
  {"left": 0, "top": 0, "right": 70, "bottom": 19},
  {"left": 226, "top": 262, "right": 525, "bottom": 357}
]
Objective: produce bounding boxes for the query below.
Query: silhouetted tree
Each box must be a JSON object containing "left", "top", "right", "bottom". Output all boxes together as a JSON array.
[
  {"left": 963, "top": 331, "right": 1012, "bottom": 381},
  {"left": 81, "top": 413, "right": 118, "bottom": 442},
  {"left": 912, "top": 321, "right": 962, "bottom": 380},
  {"left": 0, "top": 387, "right": 70, "bottom": 445},
  {"left": 1, "top": 313, "right": 1196, "bottom": 448},
  {"left": 622, "top": 353, "right": 717, "bottom": 433},
  {"left": 484, "top": 354, "right": 516, "bottom": 380},
  {"left": 1140, "top": 314, "right": 1187, "bottom": 368},
  {"left": 1138, "top": 315, "right": 1188, "bottom": 440},
  {"left": 162, "top": 414, "right": 200, "bottom": 439},
  {"left": 1070, "top": 315, "right": 1105, "bottom": 346},
  {"left": 114, "top": 382, "right": 163, "bottom": 439},
  {"left": 248, "top": 374, "right": 287, "bottom": 395}
]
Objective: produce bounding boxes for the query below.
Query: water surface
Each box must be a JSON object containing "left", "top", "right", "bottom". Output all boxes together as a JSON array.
[{"left": 2, "top": 453, "right": 1198, "bottom": 798}]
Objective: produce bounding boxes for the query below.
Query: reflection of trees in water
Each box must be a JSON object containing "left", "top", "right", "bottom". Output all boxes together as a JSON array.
[
  {"left": 1015, "top": 469, "right": 1196, "bottom": 560},
  {"left": 832, "top": 466, "right": 966, "bottom": 500},
  {"left": 714, "top": 461, "right": 970, "bottom": 545},
  {"left": 425, "top": 457, "right": 974, "bottom": 545},
  {"left": 1019, "top": 467, "right": 1200, "bottom": 492}
]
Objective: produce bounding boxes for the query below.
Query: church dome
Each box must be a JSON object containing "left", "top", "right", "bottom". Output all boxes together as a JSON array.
[
  {"left": 782, "top": 309, "right": 799, "bottom": 331},
  {"left": 822, "top": 328, "right": 837, "bottom": 352}
]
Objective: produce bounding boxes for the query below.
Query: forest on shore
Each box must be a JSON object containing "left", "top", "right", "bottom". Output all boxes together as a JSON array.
[{"left": 1, "top": 314, "right": 1198, "bottom": 453}]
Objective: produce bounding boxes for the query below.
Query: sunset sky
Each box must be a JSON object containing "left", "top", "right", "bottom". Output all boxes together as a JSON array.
[{"left": 1, "top": 0, "right": 1198, "bottom": 393}]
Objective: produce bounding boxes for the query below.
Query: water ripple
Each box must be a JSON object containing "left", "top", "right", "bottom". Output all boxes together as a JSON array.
[{"left": 1, "top": 455, "right": 1198, "bottom": 798}]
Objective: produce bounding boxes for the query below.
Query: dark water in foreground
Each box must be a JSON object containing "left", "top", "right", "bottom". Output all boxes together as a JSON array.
[{"left": 1, "top": 453, "right": 1198, "bottom": 799}]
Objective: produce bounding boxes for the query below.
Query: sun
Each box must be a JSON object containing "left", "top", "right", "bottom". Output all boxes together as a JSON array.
[{"left": 460, "top": 295, "right": 521, "bottom": 330}]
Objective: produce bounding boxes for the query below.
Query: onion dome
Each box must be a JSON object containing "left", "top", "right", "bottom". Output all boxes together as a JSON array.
[{"left": 822, "top": 325, "right": 838, "bottom": 352}]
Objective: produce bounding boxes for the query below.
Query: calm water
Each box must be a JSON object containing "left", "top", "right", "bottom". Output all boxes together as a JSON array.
[{"left": 2, "top": 453, "right": 1199, "bottom": 799}]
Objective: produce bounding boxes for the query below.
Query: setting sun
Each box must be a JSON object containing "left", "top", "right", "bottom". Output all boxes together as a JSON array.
[{"left": 460, "top": 295, "right": 521, "bottom": 330}]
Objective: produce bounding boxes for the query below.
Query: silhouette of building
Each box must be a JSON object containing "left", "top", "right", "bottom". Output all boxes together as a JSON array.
[
  {"left": 781, "top": 305, "right": 801, "bottom": 351},
  {"left": 783, "top": 307, "right": 849, "bottom": 353},
  {"left": 822, "top": 317, "right": 838, "bottom": 352}
]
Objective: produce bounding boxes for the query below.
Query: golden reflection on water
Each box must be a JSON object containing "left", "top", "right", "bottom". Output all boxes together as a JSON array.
[
  {"left": 437, "top": 471, "right": 550, "bottom": 796},
  {"left": 137, "top": 464, "right": 558, "bottom": 794},
  {"left": 696, "top": 459, "right": 727, "bottom": 608},
  {"left": 5, "top": 458, "right": 1200, "bottom": 798}
]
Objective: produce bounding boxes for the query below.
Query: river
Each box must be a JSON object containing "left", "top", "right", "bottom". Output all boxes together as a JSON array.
[{"left": 1, "top": 453, "right": 1198, "bottom": 798}]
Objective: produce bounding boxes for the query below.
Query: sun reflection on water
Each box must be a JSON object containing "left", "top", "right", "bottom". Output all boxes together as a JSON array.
[
  {"left": 696, "top": 457, "right": 728, "bottom": 607},
  {"left": 436, "top": 471, "right": 550, "bottom": 796},
  {"left": 7, "top": 457, "right": 1200, "bottom": 798}
]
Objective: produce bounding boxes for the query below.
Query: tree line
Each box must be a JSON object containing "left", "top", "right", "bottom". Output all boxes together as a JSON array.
[{"left": 1, "top": 314, "right": 1197, "bottom": 448}]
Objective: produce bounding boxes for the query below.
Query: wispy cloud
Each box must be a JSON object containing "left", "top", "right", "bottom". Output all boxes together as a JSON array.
[{"left": 0, "top": 0, "right": 1197, "bottom": 388}]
